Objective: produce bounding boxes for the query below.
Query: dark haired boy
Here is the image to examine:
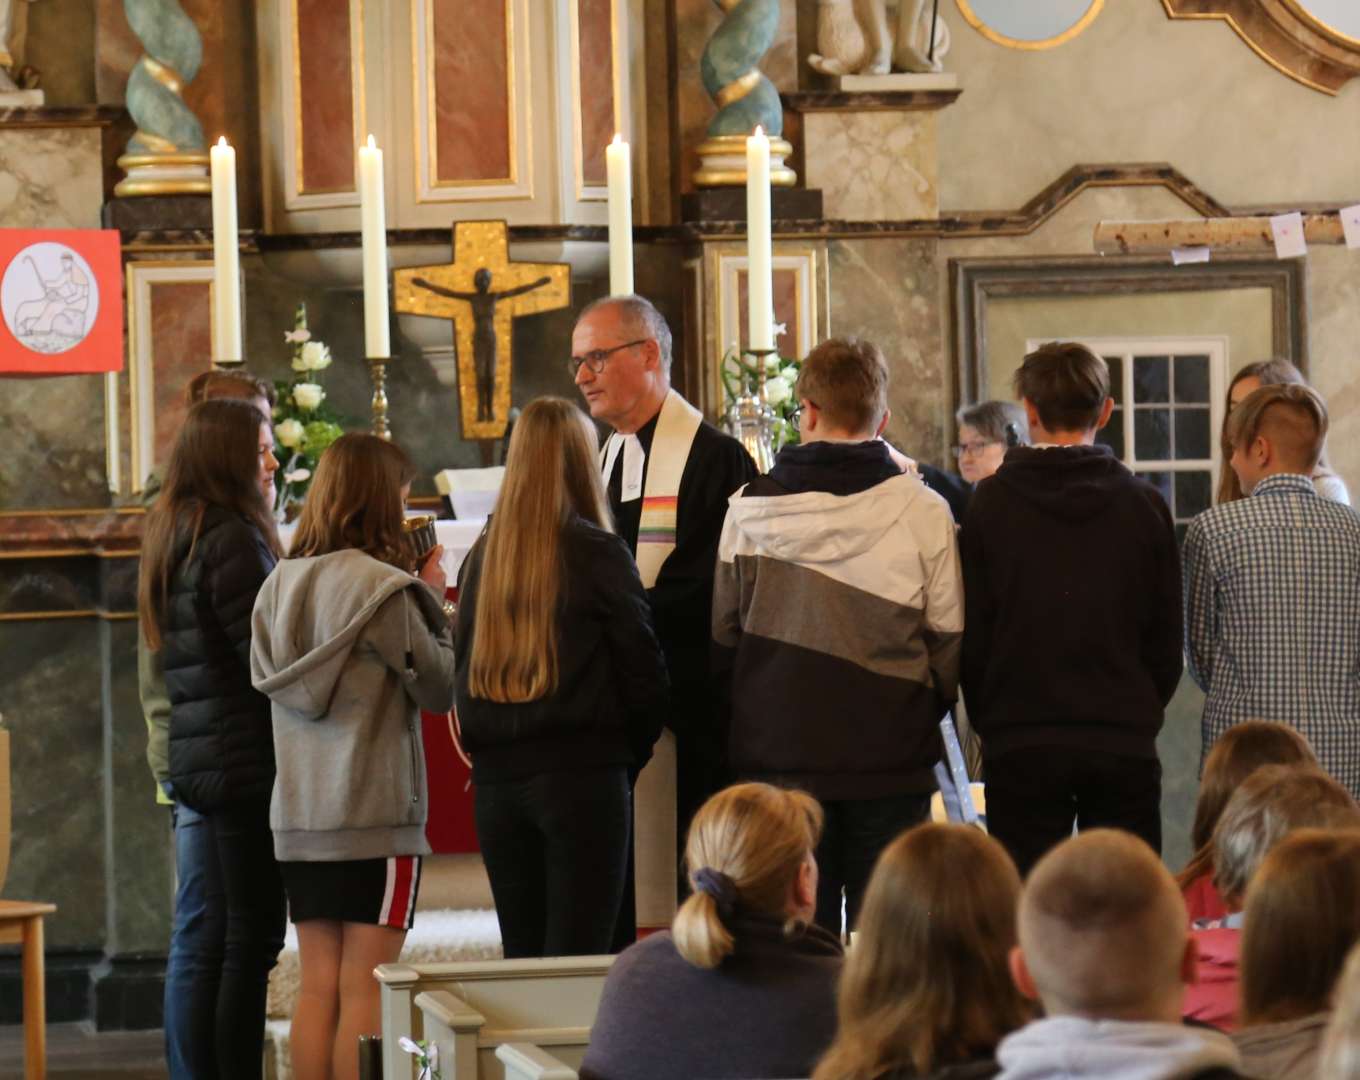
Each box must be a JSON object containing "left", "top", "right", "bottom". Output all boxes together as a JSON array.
[
  {"left": 713, "top": 336, "right": 963, "bottom": 934},
  {"left": 961, "top": 342, "right": 1182, "bottom": 876}
]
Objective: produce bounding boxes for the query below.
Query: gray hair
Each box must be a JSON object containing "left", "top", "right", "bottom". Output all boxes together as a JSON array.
[
  {"left": 956, "top": 400, "right": 1029, "bottom": 447},
  {"left": 577, "top": 294, "right": 673, "bottom": 374},
  {"left": 1212, "top": 764, "right": 1360, "bottom": 903}
]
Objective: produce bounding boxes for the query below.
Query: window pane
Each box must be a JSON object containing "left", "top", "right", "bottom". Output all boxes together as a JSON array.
[
  {"left": 1134, "top": 356, "right": 1170, "bottom": 403},
  {"left": 1096, "top": 409, "right": 1124, "bottom": 458},
  {"left": 1175, "top": 471, "right": 1212, "bottom": 520},
  {"left": 1104, "top": 356, "right": 1124, "bottom": 405},
  {"left": 1174, "top": 355, "right": 1210, "bottom": 404},
  {"left": 1134, "top": 408, "right": 1171, "bottom": 459},
  {"left": 1138, "top": 470, "right": 1173, "bottom": 508},
  {"left": 1174, "top": 408, "right": 1211, "bottom": 460}
]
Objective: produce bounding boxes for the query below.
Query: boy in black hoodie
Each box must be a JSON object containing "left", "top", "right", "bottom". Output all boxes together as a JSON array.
[{"left": 961, "top": 342, "right": 1182, "bottom": 876}]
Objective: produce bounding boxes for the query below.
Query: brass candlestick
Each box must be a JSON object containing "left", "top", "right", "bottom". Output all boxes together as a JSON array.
[{"left": 368, "top": 357, "right": 391, "bottom": 439}]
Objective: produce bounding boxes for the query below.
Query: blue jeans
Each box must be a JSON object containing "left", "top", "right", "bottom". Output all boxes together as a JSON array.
[{"left": 164, "top": 798, "right": 285, "bottom": 1079}]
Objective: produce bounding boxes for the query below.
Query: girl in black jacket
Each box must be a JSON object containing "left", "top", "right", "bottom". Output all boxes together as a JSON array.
[
  {"left": 138, "top": 398, "right": 284, "bottom": 1079},
  {"left": 454, "top": 396, "right": 669, "bottom": 958}
]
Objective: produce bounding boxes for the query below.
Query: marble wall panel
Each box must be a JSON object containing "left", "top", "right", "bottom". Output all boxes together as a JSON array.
[
  {"left": 578, "top": 0, "right": 617, "bottom": 188},
  {"left": 0, "top": 373, "right": 112, "bottom": 511},
  {"left": 0, "top": 559, "right": 99, "bottom": 616},
  {"left": 827, "top": 237, "right": 945, "bottom": 465},
  {"left": 297, "top": 0, "right": 358, "bottom": 194},
  {"left": 432, "top": 0, "right": 512, "bottom": 184},
  {"left": 804, "top": 111, "right": 937, "bottom": 220},
  {"left": 148, "top": 281, "right": 214, "bottom": 476},
  {"left": 1303, "top": 246, "right": 1360, "bottom": 508},
  {"left": 23, "top": 0, "right": 97, "bottom": 106},
  {"left": 0, "top": 618, "right": 108, "bottom": 949},
  {"left": 0, "top": 126, "right": 104, "bottom": 229},
  {"left": 735, "top": 269, "right": 803, "bottom": 359}
]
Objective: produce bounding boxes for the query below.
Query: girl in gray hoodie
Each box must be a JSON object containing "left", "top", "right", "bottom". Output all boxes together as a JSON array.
[{"left": 251, "top": 433, "right": 456, "bottom": 1080}]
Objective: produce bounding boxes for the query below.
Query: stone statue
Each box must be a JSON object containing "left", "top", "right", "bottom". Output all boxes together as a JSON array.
[
  {"left": 807, "top": 0, "right": 949, "bottom": 77},
  {"left": 0, "top": 0, "right": 42, "bottom": 97}
]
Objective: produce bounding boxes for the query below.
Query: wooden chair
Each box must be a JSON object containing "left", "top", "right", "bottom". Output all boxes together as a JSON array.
[{"left": 0, "top": 726, "right": 57, "bottom": 1080}]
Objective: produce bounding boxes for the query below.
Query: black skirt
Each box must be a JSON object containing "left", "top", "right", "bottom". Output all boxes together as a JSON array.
[{"left": 280, "top": 856, "right": 422, "bottom": 929}]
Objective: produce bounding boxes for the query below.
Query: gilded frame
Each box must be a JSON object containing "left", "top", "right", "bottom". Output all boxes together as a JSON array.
[{"left": 954, "top": 0, "right": 1104, "bottom": 51}]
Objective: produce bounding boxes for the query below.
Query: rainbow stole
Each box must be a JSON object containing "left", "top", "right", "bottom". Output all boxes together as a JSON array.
[{"left": 638, "top": 496, "right": 678, "bottom": 547}]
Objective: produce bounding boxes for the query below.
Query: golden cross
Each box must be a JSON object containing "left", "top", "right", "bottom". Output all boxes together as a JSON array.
[{"left": 394, "top": 221, "right": 571, "bottom": 439}]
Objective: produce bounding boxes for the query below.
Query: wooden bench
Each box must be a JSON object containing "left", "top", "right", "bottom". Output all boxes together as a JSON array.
[{"left": 376, "top": 955, "right": 613, "bottom": 1079}]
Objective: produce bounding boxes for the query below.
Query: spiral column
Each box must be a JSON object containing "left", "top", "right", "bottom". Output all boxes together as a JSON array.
[
  {"left": 114, "top": 0, "right": 211, "bottom": 196},
  {"left": 693, "top": 0, "right": 795, "bottom": 187}
]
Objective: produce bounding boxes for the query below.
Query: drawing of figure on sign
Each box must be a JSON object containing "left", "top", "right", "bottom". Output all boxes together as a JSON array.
[{"left": 1, "top": 241, "right": 99, "bottom": 354}]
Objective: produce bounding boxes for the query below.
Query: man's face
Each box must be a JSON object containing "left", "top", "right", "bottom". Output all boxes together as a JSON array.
[{"left": 572, "top": 308, "right": 658, "bottom": 431}]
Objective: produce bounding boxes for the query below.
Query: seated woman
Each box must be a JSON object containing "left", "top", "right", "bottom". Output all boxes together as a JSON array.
[
  {"left": 1233, "top": 829, "right": 1360, "bottom": 1079},
  {"left": 954, "top": 400, "right": 1029, "bottom": 488},
  {"left": 1176, "top": 721, "right": 1316, "bottom": 923},
  {"left": 1185, "top": 764, "right": 1360, "bottom": 1030},
  {"left": 813, "top": 824, "right": 1029, "bottom": 1080},
  {"left": 1320, "top": 942, "right": 1360, "bottom": 1079},
  {"left": 581, "top": 783, "right": 842, "bottom": 1080}
]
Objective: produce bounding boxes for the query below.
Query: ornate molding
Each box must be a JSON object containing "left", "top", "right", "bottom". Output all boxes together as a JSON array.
[{"left": 1162, "top": 0, "right": 1360, "bottom": 94}]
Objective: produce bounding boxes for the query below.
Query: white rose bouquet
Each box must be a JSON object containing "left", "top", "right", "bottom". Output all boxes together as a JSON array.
[
  {"left": 272, "top": 302, "right": 346, "bottom": 519},
  {"left": 720, "top": 345, "right": 802, "bottom": 451}
]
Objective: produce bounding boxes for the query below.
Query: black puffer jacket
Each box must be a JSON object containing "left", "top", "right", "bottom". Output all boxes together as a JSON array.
[{"left": 162, "top": 504, "right": 278, "bottom": 811}]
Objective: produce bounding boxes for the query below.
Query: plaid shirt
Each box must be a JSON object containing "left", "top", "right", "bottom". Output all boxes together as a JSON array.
[{"left": 1184, "top": 472, "right": 1360, "bottom": 796}]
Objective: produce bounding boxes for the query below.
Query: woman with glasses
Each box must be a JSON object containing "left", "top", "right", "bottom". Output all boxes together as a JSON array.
[{"left": 954, "top": 401, "right": 1029, "bottom": 486}]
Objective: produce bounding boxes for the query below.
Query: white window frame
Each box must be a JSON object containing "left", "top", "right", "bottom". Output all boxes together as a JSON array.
[{"left": 1025, "top": 335, "right": 1228, "bottom": 517}]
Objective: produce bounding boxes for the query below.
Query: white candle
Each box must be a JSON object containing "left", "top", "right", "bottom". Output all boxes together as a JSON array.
[
  {"left": 606, "top": 133, "right": 634, "bottom": 296},
  {"left": 359, "top": 134, "right": 391, "bottom": 359},
  {"left": 745, "top": 126, "right": 773, "bottom": 352},
  {"left": 210, "top": 137, "right": 242, "bottom": 362}
]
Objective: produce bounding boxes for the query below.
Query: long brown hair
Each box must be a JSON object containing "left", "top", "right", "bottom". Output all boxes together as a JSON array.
[
  {"left": 1241, "top": 829, "right": 1360, "bottom": 1025},
  {"left": 813, "top": 825, "right": 1031, "bottom": 1080},
  {"left": 466, "top": 397, "right": 612, "bottom": 703},
  {"left": 1217, "top": 359, "right": 1336, "bottom": 503},
  {"left": 1176, "top": 721, "right": 1316, "bottom": 892},
  {"left": 288, "top": 433, "right": 417, "bottom": 568},
  {"left": 672, "top": 783, "right": 823, "bottom": 970},
  {"left": 138, "top": 398, "right": 281, "bottom": 649}
]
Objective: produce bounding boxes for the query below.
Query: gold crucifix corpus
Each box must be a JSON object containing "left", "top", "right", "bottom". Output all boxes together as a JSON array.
[{"left": 393, "top": 220, "right": 571, "bottom": 439}]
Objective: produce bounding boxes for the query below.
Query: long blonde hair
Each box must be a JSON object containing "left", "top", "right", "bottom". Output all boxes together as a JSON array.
[
  {"left": 467, "top": 397, "right": 612, "bottom": 702},
  {"left": 1320, "top": 942, "right": 1360, "bottom": 1079},
  {"left": 813, "top": 825, "right": 1031, "bottom": 1080},
  {"left": 672, "top": 783, "right": 823, "bottom": 970}
]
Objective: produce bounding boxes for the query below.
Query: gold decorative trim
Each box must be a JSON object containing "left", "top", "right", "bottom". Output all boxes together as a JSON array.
[
  {"left": 114, "top": 178, "right": 213, "bottom": 196},
  {"left": 955, "top": 0, "right": 1104, "bottom": 50},
  {"left": 0, "top": 610, "right": 138, "bottom": 622},
  {"left": 715, "top": 69, "right": 761, "bottom": 108},
  {"left": 117, "top": 152, "right": 211, "bottom": 168},
  {"left": 133, "top": 131, "right": 181, "bottom": 154},
  {"left": 0, "top": 507, "right": 143, "bottom": 518},
  {"left": 1279, "top": 0, "right": 1360, "bottom": 49},
  {"left": 142, "top": 55, "right": 184, "bottom": 95}
]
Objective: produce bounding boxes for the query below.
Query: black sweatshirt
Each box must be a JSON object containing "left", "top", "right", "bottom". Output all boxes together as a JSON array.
[
  {"left": 960, "top": 445, "right": 1183, "bottom": 759},
  {"left": 453, "top": 516, "right": 671, "bottom": 783}
]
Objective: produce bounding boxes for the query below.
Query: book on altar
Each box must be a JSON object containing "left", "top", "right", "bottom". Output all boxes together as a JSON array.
[{"left": 435, "top": 467, "right": 504, "bottom": 520}]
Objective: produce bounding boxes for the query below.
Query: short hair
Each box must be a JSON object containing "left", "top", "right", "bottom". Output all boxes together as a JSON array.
[
  {"left": 1241, "top": 829, "right": 1360, "bottom": 1026},
  {"left": 795, "top": 337, "right": 889, "bottom": 436},
  {"left": 1319, "top": 942, "right": 1360, "bottom": 1079},
  {"left": 576, "top": 294, "right": 673, "bottom": 373},
  {"left": 672, "top": 783, "right": 823, "bottom": 970},
  {"left": 1018, "top": 830, "right": 1187, "bottom": 1016},
  {"left": 955, "top": 400, "right": 1029, "bottom": 447},
  {"left": 1176, "top": 722, "right": 1316, "bottom": 891},
  {"left": 185, "top": 369, "right": 277, "bottom": 409},
  {"left": 1013, "top": 342, "right": 1109, "bottom": 433},
  {"left": 1225, "top": 383, "right": 1328, "bottom": 475},
  {"left": 1211, "top": 764, "right": 1360, "bottom": 903}
]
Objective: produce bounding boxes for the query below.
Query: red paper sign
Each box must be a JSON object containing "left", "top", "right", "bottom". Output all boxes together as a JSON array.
[{"left": 0, "top": 229, "right": 124, "bottom": 373}]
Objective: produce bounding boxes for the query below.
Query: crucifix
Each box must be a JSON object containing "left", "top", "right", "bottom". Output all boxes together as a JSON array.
[{"left": 394, "top": 220, "right": 571, "bottom": 440}]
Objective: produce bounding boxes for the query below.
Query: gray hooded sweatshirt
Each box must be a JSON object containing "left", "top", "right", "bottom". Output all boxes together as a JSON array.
[
  {"left": 251, "top": 549, "right": 456, "bottom": 861},
  {"left": 996, "top": 1017, "right": 1241, "bottom": 1080}
]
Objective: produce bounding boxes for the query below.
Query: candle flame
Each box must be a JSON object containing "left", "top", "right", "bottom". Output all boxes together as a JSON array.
[
  {"left": 753, "top": 125, "right": 764, "bottom": 137},
  {"left": 612, "top": 132, "right": 623, "bottom": 145},
  {"left": 367, "top": 134, "right": 376, "bottom": 149},
  {"left": 217, "top": 135, "right": 228, "bottom": 147}
]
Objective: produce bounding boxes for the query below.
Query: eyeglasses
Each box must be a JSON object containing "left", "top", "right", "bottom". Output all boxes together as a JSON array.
[
  {"left": 952, "top": 439, "right": 1002, "bottom": 458},
  {"left": 790, "top": 400, "right": 818, "bottom": 433},
  {"left": 568, "top": 339, "right": 649, "bottom": 377}
]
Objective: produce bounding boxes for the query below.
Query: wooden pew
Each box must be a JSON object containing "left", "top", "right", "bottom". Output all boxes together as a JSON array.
[{"left": 376, "top": 955, "right": 613, "bottom": 1079}]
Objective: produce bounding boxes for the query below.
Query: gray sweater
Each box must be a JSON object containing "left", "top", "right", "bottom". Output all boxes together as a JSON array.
[{"left": 251, "top": 549, "right": 456, "bottom": 861}]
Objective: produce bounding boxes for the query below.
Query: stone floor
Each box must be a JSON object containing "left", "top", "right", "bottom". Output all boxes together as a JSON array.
[{"left": 0, "top": 1022, "right": 166, "bottom": 1079}]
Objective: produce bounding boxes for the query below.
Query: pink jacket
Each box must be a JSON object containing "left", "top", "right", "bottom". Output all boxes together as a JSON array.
[
  {"left": 1184, "top": 926, "right": 1240, "bottom": 1031},
  {"left": 1183, "top": 874, "right": 1228, "bottom": 924}
]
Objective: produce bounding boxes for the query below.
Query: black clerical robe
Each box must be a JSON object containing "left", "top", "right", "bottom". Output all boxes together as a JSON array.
[{"left": 604, "top": 410, "right": 757, "bottom": 815}]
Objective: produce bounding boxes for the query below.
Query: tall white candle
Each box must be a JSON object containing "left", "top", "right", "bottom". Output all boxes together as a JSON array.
[
  {"left": 606, "top": 133, "right": 634, "bottom": 296},
  {"left": 359, "top": 134, "right": 391, "bottom": 359},
  {"left": 210, "top": 137, "right": 242, "bottom": 362},
  {"left": 745, "top": 126, "right": 773, "bottom": 352}
]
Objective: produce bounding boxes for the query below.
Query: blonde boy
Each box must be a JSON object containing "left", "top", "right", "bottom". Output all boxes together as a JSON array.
[{"left": 998, "top": 830, "right": 1243, "bottom": 1080}]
